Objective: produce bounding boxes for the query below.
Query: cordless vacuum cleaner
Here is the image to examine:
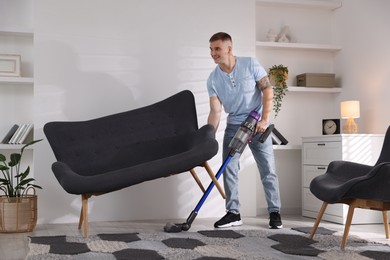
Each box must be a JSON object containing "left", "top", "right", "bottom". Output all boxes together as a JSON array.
[{"left": 164, "top": 111, "right": 274, "bottom": 233}]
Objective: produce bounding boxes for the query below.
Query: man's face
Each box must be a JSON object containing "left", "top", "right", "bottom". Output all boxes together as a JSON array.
[{"left": 209, "top": 40, "right": 231, "bottom": 64}]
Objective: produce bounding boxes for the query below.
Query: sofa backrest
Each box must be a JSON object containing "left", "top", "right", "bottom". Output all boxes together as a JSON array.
[{"left": 44, "top": 90, "right": 199, "bottom": 176}]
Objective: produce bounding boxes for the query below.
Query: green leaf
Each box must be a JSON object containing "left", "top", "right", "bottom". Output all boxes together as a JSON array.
[
  {"left": 9, "top": 153, "right": 21, "bottom": 167},
  {"left": 15, "top": 167, "right": 30, "bottom": 180},
  {"left": 21, "top": 139, "right": 43, "bottom": 154},
  {"left": 17, "top": 178, "right": 35, "bottom": 186},
  {"left": 0, "top": 165, "right": 9, "bottom": 171},
  {"left": 0, "top": 154, "right": 6, "bottom": 162},
  {"left": 0, "top": 178, "right": 10, "bottom": 184}
]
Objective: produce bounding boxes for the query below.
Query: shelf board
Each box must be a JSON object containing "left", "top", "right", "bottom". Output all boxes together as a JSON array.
[
  {"left": 0, "top": 77, "right": 34, "bottom": 84},
  {"left": 0, "top": 144, "right": 33, "bottom": 150},
  {"left": 256, "top": 0, "right": 342, "bottom": 10},
  {"left": 256, "top": 41, "right": 342, "bottom": 52},
  {"left": 0, "top": 27, "right": 34, "bottom": 37},
  {"left": 288, "top": 86, "right": 341, "bottom": 93}
]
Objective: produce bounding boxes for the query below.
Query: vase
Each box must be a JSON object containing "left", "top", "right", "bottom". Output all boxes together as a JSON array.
[{"left": 0, "top": 195, "right": 37, "bottom": 232}]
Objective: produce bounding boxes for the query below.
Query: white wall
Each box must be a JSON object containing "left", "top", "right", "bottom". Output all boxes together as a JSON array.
[
  {"left": 333, "top": 0, "right": 390, "bottom": 134},
  {"left": 34, "top": 0, "right": 256, "bottom": 224},
  {"left": 31, "top": 0, "right": 390, "bottom": 225}
]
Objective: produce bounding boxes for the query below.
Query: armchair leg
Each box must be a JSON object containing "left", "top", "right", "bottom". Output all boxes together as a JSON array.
[
  {"left": 310, "top": 202, "right": 328, "bottom": 239},
  {"left": 78, "top": 201, "right": 83, "bottom": 229},
  {"left": 383, "top": 211, "right": 390, "bottom": 239},
  {"left": 342, "top": 202, "right": 356, "bottom": 250}
]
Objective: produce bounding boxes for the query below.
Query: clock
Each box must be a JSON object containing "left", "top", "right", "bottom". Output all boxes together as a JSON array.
[{"left": 322, "top": 119, "right": 340, "bottom": 135}]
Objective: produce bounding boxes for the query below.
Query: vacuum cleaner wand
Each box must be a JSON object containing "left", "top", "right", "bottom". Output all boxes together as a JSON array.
[{"left": 164, "top": 111, "right": 270, "bottom": 233}]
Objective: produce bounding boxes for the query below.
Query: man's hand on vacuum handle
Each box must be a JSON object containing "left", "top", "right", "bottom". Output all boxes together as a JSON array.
[{"left": 256, "top": 119, "right": 269, "bottom": 134}]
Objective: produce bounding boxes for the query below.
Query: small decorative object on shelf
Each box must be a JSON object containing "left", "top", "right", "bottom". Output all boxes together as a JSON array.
[
  {"left": 322, "top": 119, "right": 341, "bottom": 135},
  {"left": 0, "top": 139, "right": 43, "bottom": 232},
  {"left": 0, "top": 54, "right": 21, "bottom": 77},
  {"left": 266, "top": 28, "right": 278, "bottom": 42},
  {"left": 277, "top": 26, "right": 296, "bottom": 43},
  {"left": 297, "top": 73, "right": 336, "bottom": 88},
  {"left": 268, "top": 64, "right": 288, "bottom": 117}
]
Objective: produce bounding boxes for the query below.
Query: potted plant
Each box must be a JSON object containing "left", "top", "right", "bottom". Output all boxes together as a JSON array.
[
  {"left": 268, "top": 64, "right": 289, "bottom": 117},
  {"left": 0, "top": 139, "right": 42, "bottom": 232}
]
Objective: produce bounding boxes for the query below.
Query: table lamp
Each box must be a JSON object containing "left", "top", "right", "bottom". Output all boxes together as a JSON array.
[{"left": 340, "top": 100, "right": 360, "bottom": 134}]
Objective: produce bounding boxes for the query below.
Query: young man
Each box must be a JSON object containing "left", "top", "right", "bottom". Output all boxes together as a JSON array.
[{"left": 207, "top": 32, "right": 282, "bottom": 229}]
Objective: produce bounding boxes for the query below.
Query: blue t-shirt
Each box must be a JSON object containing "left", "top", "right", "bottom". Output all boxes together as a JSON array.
[{"left": 207, "top": 57, "right": 267, "bottom": 124}]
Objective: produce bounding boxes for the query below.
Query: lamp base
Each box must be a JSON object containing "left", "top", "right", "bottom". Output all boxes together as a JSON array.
[{"left": 343, "top": 117, "right": 358, "bottom": 134}]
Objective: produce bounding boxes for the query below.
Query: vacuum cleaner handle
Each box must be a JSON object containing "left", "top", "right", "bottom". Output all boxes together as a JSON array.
[{"left": 258, "top": 124, "right": 274, "bottom": 143}]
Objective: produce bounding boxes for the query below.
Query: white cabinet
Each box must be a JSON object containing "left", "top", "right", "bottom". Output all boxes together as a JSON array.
[
  {"left": 302, "top": 134, "right": 385, "bottom": 224},
  {"left": 0, "top": 0, "right": 34, "bottom": 148}
]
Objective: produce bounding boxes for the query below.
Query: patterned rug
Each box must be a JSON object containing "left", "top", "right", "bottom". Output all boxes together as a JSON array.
[{"left": 27, "top": 227, "right": 390, "bottom": 259}]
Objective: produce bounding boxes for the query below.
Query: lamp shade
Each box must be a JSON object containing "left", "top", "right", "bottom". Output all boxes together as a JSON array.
[{"left": 340, "top": 100, "right": 360, "bottom": 119}]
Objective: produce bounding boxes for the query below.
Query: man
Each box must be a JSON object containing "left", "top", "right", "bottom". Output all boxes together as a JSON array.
[{"left": 207, "top": 32, "right": 282, "bottom": 229}]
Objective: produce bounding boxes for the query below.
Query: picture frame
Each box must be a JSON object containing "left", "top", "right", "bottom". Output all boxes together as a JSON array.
[{"left": 0, "top": 54, "right": 21, "bottom": 77}]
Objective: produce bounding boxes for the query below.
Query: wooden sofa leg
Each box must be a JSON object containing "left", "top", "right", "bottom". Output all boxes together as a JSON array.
[
  {"left": 310, "top": 202, "right": 328, "bottom": 239},
  {"left": 383, "top": 211, "right": 390, "bottom": 239},
  {"left": 190, "top": 169, "right": 206, "bottom": 193},
  {"left": 78, "top": 200, "right": 83, "bottom": 230},
  {"left": 341, "top": 202, "right": 356, "bottom": 250},
  {"left": 80, "top": 194, "right": 89, "bottom": 238},
  {"left": 204, "top": 161, "right": 226, "bottom": 199}
]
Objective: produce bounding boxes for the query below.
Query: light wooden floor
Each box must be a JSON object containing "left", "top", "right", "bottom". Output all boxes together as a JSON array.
[{"left": 1, "top": 214, "right": 390, "bottom": 260}]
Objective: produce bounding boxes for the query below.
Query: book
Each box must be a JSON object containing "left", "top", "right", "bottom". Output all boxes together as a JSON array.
[
  {"left": 1, "top": 124, "right": 19, "bottom": 144},
  {"left": 9, "top": 124, "right": 27, "bottom": 144},
  {"left": 17, "top": 124, "right": 33, "bottom": 144}
]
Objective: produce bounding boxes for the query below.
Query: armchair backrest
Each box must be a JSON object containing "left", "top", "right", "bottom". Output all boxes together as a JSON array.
[
  {"left": 44, "top": 90, "right": 199, "bottom": 176},
  {"left": 375, "top": 125, "right": 390, "bottom": 165}
]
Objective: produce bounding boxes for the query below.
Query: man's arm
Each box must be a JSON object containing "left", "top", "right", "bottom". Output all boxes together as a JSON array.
[
  {"left": 207, "top": 96, "right": 222, "bottom": 131},
  {"left": 256, "top": 76, "right": 274, "bottom": 133}
]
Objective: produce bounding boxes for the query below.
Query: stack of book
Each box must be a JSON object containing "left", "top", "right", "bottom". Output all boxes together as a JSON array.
[{"left": 1, "top": 124, "right": 34, "bottom": 144}]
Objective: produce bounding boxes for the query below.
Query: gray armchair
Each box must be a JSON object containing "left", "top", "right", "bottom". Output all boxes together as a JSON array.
[
  {"left": 44, "top": 90, "right": 223, "bottom": 238},
  {"left": 309, "top": 125, "right": 390, "bottom": 249}
]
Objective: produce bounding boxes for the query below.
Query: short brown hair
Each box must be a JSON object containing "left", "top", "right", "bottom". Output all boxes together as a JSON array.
[{"left": 209, "top": 32, "right": 232, "bottom": 43}]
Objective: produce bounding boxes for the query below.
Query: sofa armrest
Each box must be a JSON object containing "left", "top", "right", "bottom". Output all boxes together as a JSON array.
[
  {"left": 189, "top": 124, "right": 216, "bottom": 145},
  {"left": 52, "top": 162, "right": 87, "bottom": 195}
]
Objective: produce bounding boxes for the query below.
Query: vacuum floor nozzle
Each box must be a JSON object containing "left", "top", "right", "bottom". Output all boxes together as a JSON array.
[{"left": 164, "top": 222, "right": 189, "bottom": 233}]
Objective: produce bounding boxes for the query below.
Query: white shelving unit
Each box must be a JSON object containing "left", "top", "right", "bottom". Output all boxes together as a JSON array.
[
  {"left": 254, "top": 0, "right": 344, "bottom": 143},
  {"left": 0, "top": 2, "right": 34, "bottom": 149},
  {"left": 256, "top": 0, "right": 342, "bottom": 93}
]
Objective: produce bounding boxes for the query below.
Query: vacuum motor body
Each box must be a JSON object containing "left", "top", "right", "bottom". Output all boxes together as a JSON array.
[{"left": 228, "top": 111, "right": 260, "bottom": 154}]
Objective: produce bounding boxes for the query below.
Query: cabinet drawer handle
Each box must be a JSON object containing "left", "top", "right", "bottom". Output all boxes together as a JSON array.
[
  {"left": 317, "top": 143, "right": 326, "bottom": 146},
  {"left": 317, "top": 167, "right": 326, "bottom": 170}
]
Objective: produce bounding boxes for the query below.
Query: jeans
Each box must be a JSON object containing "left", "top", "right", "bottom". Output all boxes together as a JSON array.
[{"left": 222, "top": 123, "right": 281, "bottom": 214}]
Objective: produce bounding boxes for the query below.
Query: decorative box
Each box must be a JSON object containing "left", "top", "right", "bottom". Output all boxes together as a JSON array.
[{"left": 296, "top": 73, "right": 335, "bottom": 88}]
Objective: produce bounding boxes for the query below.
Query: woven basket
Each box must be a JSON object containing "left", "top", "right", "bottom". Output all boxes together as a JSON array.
[{"left": 0, "top": 190, "right": 37, "bottom": 233}]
